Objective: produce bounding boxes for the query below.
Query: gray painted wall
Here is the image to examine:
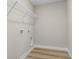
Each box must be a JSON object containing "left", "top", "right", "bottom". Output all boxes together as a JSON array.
[{"left": 34, "top": 1, "right": 68, "bottom": 48}]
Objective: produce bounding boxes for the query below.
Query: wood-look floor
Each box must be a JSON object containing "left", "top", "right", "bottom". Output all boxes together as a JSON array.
[{"left": 25, "top": 48, "right": 71, "bottom": 59}]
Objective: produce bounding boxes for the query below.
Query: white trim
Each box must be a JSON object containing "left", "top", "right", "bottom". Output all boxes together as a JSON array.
[
  {"left": 19, "top": 46, "right": 34, "bottom": 59},
  {"left": 19, "top": 45, "right": 72, "bottom": 59},
  {"left": 66, "top": 48, "right": 72, "bottom": 58},
  {"left": 34, "top": 45, "right": 72, "bottom": 58},
  {"left": 34, "top": 45, "right": 67, "bottom": 52}
]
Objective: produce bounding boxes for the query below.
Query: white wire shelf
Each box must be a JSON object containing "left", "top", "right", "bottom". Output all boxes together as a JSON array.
[
  {"left": 7, "top": 19, "right": 34, "bottom": 25},
  {"left": 7, "top": 1, "right": 35, "bottom": 18}
]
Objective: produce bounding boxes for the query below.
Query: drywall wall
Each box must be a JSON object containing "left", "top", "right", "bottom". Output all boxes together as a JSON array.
[
  {"left": 7, "top": 0, "right": 34, "bottom": 59},
  {"left": 67, "top": 0, "right": 72, "bottom": 56},
  {"left": 16, "top": 23, "right": 34, "bottom": 59},
  {"left": 34, "top": 1, "right": 67, "bottom": 48}
]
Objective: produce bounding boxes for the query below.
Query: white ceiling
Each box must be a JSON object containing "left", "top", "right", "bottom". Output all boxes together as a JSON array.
[{"left": 30, "top": 0, "right": 65, "bottom": 6}]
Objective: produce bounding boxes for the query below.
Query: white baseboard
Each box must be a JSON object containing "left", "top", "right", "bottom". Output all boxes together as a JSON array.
[
  {"left": 34, "top": 45, "right": 72, "bottom": 58},
  {"left": 19, "top": 44, "right": 72, "bottom": 59},
  {"left": 19, "top": 46, "right": 34, "bottom": 59},
  {"left": 34, "top": 45, "right": 67, "bottom": 52},
  {"left": 66, "top": 48, "right": 72, "bottom": 58}
]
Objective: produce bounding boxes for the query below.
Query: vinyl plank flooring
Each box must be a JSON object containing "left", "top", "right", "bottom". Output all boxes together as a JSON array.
[
  {"left": 25, "top": 48, "right": 71, "bottom": 59},
  {"left": 32, "top": 49, "right": 69, "bottom": 57}
]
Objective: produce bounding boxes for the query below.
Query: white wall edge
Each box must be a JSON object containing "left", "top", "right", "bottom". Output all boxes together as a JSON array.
[
  {"left": 19, "top": 46, "right": 34, "bottom": 59},
  {"left": 34, "top": 45, "right": 67, "bottom": 52}
]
